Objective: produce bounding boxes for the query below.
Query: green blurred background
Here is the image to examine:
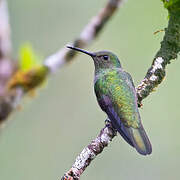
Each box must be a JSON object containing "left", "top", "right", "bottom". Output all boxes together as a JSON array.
[{"left": 0, "top": 0, "right": 179, "bottom": 179}]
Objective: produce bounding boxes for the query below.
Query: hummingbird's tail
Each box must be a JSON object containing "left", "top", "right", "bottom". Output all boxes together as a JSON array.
[
  {"left": 123, "top": 124, "right": 152, "bottom": 155},
  {"left": 106, "top": 107, "right": 152, "bottom": 155}
]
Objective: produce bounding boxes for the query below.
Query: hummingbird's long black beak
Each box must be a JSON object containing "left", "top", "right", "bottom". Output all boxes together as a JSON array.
[{"left": 67, "top": 45, "right": 96, "bottom": 57}]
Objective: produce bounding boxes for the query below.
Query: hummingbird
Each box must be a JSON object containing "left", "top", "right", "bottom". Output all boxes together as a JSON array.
[{"left": 67, "top": 46, "right": 152, "bottom": 155}]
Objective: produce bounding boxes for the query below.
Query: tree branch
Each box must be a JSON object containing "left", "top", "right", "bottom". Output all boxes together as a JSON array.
[
  {"left": 136, "top": 4, "right": 180, "bottom": 106},
  {"left": 61, "top": 2, "right": 180, "bottom": 179},
  {"left": 61, "top": 120, "right": 116, "bottom": 180},
  {"left": 0, "top": 0, "right": 11, "bottom": 58},
  {"left": 0, "top": 0, "right": 17, "bottom": 123},
  {"left": 1, "top": 0, "right": 179, "bottom": 179},
  {"left": 0, "top": 0, "right": 124, "bottom": 123},
  {"left": 44, "top": 0, "right": 123, "bottom": 72}
]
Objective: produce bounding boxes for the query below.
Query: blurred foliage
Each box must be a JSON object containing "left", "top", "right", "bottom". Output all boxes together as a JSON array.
[
  {"left": 8, "top": 66, "right": 48, "bottom": 92},
  {"left": 19, "top": 43, "right": 42, "bottom": 72},
  {"left": 8, "top": 43, "right": 47, "bottom": 92}
]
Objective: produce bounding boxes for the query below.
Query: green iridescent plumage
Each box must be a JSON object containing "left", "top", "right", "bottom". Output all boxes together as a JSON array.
[
  {"left": 67, "top": 46, "right": 152, "bottom": 155},
  {"left": 94, "top": 68, "right": 139, "bottom": 128}
]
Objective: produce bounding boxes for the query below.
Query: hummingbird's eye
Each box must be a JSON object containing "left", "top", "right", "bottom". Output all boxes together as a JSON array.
[{"left": 103, "top": 55, "right": 109, "bottom": 60}]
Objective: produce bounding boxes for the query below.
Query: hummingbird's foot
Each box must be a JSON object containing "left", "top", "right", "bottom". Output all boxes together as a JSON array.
[
  {"left": 138, "top": 101, "right": 143, "bottom": 108},
  {"left": 105, "top": 118, "right": 111, "bottom": 124},
  {"left": 105, "top": 118, "right": 117, "bottom": 136},
  {"left": 61, "top": 172, "right": 76, "bottom": 180}
]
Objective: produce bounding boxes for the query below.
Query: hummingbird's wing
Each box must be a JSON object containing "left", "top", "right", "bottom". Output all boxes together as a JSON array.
[
  {"left": 94, "top": 69, "right": 152, "bottom": 155},
  {"left": 98, "top": 94, "right": 134, "bottom": 147}
]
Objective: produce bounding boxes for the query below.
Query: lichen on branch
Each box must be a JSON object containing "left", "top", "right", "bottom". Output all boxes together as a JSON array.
[{"left": 61, "top": 120, "right": 117, "bottom": 180}]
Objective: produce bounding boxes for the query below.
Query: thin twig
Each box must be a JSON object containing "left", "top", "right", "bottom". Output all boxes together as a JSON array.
[
  {"left": 61, "top": 120, "right": 117, "bottom": 180},
  {"left": 0, "top": 0, "right": 11, "bottom": 58},
  {"left": 44, "top": 0, "right": 123, "bottom": 72},
  {"left": 136, "top": 9, "right": 180, "bottom": 106},
  {"left": 0, "top": 0, "right": 17, "bottom": 123},
  {"left": 61, "top": 3, "right": 180, "bottom": 180},
  {"left": 0, "top": 0, "right": 124, "bottom": 122}
]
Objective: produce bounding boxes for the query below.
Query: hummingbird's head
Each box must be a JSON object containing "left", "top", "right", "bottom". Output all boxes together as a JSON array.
[{"left": 67, "top": 46, "right": 122, "bottom": 70}]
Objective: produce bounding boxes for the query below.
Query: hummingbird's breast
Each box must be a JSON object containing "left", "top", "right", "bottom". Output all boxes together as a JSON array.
[{"left": 94, "top": 68, "right": 140, "bottom": 128}]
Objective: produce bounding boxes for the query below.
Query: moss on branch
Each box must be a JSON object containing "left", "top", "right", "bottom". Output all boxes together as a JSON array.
[{"left": 137, "top": 0, "right": 180, "bottom": 104}]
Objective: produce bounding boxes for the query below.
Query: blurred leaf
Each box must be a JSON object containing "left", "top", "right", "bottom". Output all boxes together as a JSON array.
[{"left": 19, "top": 43, "right": 42, "bottom": 71}]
